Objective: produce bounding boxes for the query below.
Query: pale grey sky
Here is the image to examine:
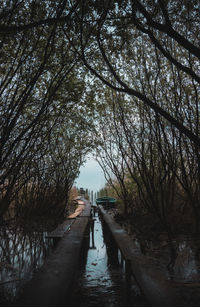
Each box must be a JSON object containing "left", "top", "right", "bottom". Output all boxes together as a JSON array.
[{"left": 75, "top": 157, "right": 106, "bottom": 193}]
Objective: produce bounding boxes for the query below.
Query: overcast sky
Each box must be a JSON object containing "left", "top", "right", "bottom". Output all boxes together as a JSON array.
[{"left": 75, "top": 157, "right": 106, "bottom": 193}]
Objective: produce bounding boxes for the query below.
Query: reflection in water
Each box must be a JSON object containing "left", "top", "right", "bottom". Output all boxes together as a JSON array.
[
  {"left": 70, "top": 210, "right": 148, "bottom": 307},
  {"left": 90, "top": 218, "right": 96, "bottom": 250},
  {"left": 136, "top": 235, "right": 200, "bottom": 282},
  {"left": 0, "top": 226, "right": 53, "bottom": 303},
  {"left": 171, "top": 237, "right": 200, "bottom": 282}
]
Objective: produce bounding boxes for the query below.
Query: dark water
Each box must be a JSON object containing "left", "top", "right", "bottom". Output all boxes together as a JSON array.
[
  {"left": 1, "top": 210, "right": 200, "bottom": 306},
  {"left": 133, "top": 235, "right": 200, "bottom": 282},
  {"left": 69, "top": 210, "right": 149, "bottom": 307},
  {"left": 169, "top": 237, "right": 200, "bottom": 282},
  {"left": 0, "top": 227, "right": 54, "bottom": 304}
]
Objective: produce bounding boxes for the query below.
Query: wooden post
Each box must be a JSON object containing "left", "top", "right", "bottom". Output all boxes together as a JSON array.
[
  {"left": 119, "top": 251, "right": 123, "bottom": 266},
  {"left": 125, "top": 259, "right": 132, "bottom": 298}
]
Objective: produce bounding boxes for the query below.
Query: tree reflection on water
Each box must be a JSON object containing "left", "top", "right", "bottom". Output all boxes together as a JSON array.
[
  {"left": 69, "top": 212, "right": 149, "bottom": 307},
  {"left": 0, "top": 226, "right": 53, "bottom": 303}
]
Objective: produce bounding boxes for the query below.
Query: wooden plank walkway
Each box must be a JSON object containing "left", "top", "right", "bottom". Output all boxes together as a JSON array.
[
  {"left": 80, "top": 201, "right": 92, "bottom": 217},
  {"left": 15, "top": 203, "right": 92, "bottom": 307},
  {"left": 46, "top": 201, "right": 91, "bottom": 239},
  {"left": 67, "top": 204, "right": 85, "bottom": 219},
  {"left": 46, "top": 219, "right": 75, "bottom": 238},
  {"left": 99, "top": 205, "right": 186, "bottom": 307}
]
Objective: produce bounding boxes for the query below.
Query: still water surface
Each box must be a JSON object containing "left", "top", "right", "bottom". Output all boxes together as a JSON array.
[
  {"left": 1, "top": 209, "right": 200, "bottom": 306},
  {"left": 69, "top": 210, "right": 148, "bottom": 306},
  {"left": 0, "top": 227, "right": 54, "bottom": 303}
]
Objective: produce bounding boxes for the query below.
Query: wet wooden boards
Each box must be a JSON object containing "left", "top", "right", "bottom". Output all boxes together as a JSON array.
[
  {"left": 99, "top": 205, "right": 185, "bottom": 307},
  {"left": 46, "top": 219, "right": 75, "bottom": 238}
]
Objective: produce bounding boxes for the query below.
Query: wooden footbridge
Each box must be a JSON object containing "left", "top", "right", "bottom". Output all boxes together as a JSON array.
[
  {"left": 46, "top": 201, "right": 89, "bottom": 239},
  {"left": 14, "top": 199, "right": 188, "bottom": 307},
  {"left": 15, "top": 200, "right": 92, "bottom": 307}
]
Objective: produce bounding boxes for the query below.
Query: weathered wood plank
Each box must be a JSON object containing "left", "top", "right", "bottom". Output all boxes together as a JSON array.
[
  {"left": 79, "top": 202, "right": 91, "bottom": 217},
  {"left": 16, "top": 215, "right": 91, "bottom": 307},
  {"left": 99, "top": 205, "right": 185, "bottom": 307},
  {"left": 46, "top": 201, "right": 91, "bottom": 238},
  {"left": 67, "top": 204, "right": 84, "bottom": 219},
  {"left": 46, "top": 219, "right": 75, "bottom": 238}
]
